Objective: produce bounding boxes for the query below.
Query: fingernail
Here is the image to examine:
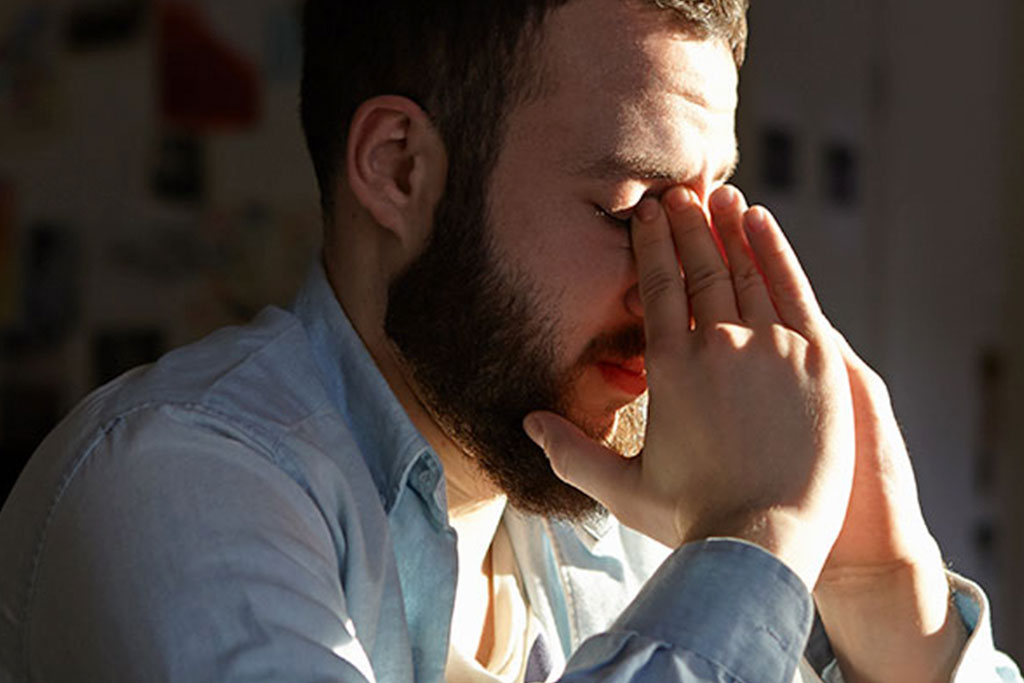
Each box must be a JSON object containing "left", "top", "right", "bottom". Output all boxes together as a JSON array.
[
  {"left": 745, "top": 207, "right": 768, "bottom": 233},
  {"left": 710, "top": 186, "right": 735, "bottom": 212},
  {"left": 666, "top": 187, "right": 696, "bottom": 213},
  {"left": 523, "top": 415, "right": 545, "bottom": 449},
  {"left": 635, "top": 197, "right": 659, "bottom": 223}
]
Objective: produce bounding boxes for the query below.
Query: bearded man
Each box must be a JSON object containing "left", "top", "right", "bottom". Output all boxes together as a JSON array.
[{"left": 0, "top": 1, "right": 1020, "bottom": 681}]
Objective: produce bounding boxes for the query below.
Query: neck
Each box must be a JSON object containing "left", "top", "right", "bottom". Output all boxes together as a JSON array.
[
  {"left": 322, "top": 250, "right": 503, "bottom": 519},
  {"left": 325, "top": 240, "right": 506, "bottom": 667}
]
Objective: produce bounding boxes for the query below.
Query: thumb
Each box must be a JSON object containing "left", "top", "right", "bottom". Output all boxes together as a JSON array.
[{"left": 523, "top": 410, "right": 636, "bottom": 509}]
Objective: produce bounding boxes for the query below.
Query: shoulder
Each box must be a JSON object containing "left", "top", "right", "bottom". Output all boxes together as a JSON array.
[
  {"left": 0, "top": 406, "right": 372, "bottom": 681},
  {"left": 114, "top": 306, "right": 331, "bottom": 432},
  {"left": 4, "top": 304, "right": 379, "bottom": 554},
  {"left": 0, "top": 308, "right": 394, "bottom": 679},
  {"left": 42, "top": 305, "right": 349, "bottom": 489}
]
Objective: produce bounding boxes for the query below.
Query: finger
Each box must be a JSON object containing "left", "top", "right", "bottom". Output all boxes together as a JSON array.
[
  {"left": 630, "top": 196, "right": 691, "bottom": 343},
  {"left": 830, "top": 328, "right": 868, "bottom": 375},
  {"left": 709, "top": 185, "right": 776, "bottom": 325},
  {"left": 743, "top": 206, "right": 827, "bottom": 338},
  {"left": 663, "top": 186, "right": 741, "bottom": 325},
  {"left": 523, "top": 411, "right": 639, "bottom": 508},
  {"left": 829, "top": 327, "right": 893, "bottom": 414}
]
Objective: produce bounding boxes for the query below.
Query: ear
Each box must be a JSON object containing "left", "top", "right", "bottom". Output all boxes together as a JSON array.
[{"left": 345, "top": 95, "right": 447, "bottom": 250}]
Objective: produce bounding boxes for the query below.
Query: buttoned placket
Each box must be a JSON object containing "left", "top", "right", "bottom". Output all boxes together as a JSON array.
[{"left": 408, "top": 453, "right": 449, "bottom": 530}]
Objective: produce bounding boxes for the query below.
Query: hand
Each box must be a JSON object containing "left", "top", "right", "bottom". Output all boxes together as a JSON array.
[
  {"left": 523, "top": 185, "right": 856, "bottom": 589},
  {"left": 813, "top": 334, "right": 966, "bottom": 683},
  {"left": 818, "top": 331, "right": 939, "bottom": 576}
]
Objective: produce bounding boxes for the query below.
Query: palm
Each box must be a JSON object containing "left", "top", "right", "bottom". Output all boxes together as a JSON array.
[{"left": 821, "top": 335, "right": 937, "bottom": 578}]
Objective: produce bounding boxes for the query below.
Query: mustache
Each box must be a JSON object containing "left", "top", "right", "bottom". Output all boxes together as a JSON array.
[{"left": 577, "top": 325, "right": 646, "bottom": 366}]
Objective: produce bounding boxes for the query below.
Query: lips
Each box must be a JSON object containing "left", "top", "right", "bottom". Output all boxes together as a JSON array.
[{"left": 596, "top": 357, "right": 647, "bottom": 397}]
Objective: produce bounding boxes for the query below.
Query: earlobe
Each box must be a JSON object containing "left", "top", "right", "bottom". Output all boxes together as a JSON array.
[{"left": 345, "top": 96, "right": 446, "bottom": 249}]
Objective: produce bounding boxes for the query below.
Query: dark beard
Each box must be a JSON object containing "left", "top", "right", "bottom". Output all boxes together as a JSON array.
[{"left": 385, "top": 183, "right": 645, "bottom": 520}]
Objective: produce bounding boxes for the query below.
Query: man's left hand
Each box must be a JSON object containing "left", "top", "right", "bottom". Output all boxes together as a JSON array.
[
  {"left": 817, "top": 331, "right": 936, "bottom": 574},
  {"left": 811, "top": 332, "right": 968, "bottom": 683}
]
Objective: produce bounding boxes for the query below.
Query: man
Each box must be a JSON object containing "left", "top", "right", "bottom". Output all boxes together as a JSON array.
[{"left": 0, "top": 0, "right": 1020, "bottom": 681}]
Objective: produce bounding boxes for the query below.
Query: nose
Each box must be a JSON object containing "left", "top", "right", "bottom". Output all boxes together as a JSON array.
[{"left": 625, "top": 284, "right": 644, "bottom": 319}]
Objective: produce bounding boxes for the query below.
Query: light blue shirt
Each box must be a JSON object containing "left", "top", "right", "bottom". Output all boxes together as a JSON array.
[{"left": 0, "top": 261, "right": 1019, "bottom": 682}]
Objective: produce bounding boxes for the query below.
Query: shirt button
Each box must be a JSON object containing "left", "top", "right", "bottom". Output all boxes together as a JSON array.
[{"left": 418, "top": 468, "right": 436, "bottom": 489}]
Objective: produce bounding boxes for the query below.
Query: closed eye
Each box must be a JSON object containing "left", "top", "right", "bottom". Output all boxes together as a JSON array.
[{"left": 594, "top": 206, "right": 632, "bottom": 230}]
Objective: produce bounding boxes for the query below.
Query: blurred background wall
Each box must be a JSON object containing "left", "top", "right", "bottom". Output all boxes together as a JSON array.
[
  {"left": 735, "top": 0, "right": 1024, "bottom": 661},
  {"left": 0, "top": 0, "right": 319, "bottom": 493},
  {"left": 1, "top": 0, "right": 1022, "bottom": 663},
  {"left": 999, "top": 0, "right": 1024, "bottom": 662}
]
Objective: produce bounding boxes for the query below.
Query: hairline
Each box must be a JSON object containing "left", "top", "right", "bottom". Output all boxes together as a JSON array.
[{"left": 317, "top": 0, "right": 747, "bottom": 229}]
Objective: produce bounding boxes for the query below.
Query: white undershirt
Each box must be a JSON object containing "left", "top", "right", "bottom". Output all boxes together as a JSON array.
[
  {"left": 446, "top": 497, "right": 553, "bottom": 682},
  {"left": 443, "top": 497, "right": 822, "bottom": 683}
]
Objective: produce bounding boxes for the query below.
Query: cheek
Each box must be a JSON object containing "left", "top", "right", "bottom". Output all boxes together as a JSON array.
[
  {"left": 552, "top": 227, "right": 636, "bottom": 328},
  {"left": 488, "top": 186, "right": 637, "bottom": 370},
  {"left": 504, "top": 204, "right": 634, "bottom": 306},
  {"left": 518, "top": 246, "right": 634, "bottom": 366}
]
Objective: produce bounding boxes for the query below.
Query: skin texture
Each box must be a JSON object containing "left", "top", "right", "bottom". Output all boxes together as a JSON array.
[
  {"left": 381, "top": 1, "right": 742, "bottom": 521},
  {"left": 325, "top": 0, "right": 967, "bottom": 678},
  {"left": 383, "top": 153, "right": 648, "bottom": 518},
  {"left": 527, "top": 187, "right": 857, "bottom": 589}
]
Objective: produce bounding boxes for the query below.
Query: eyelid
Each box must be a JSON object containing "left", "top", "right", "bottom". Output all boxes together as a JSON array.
[
  {"left": 596, "top": 185, "right": 666, "bottom": 222},
  {"left": 594, "top": 205, "right": 633, "bottom": 228}
]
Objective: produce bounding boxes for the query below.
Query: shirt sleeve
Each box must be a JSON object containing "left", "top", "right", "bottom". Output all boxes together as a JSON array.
[
  {"left": 24, "top": 405, "right": 378, "bottom": 683},
  {"left": 818, "top": 572, "right": 1023, "bottom": 683},
  {"left": 948, "top": 573, "right": 1024, "bottom": 682},
  {"left": 559, "top": 538, "right": 815, "bottom": 683}
]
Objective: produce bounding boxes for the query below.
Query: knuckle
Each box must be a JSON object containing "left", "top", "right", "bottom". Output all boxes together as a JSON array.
[
  {"left": 769, "top": 276, "right": 807, "bottom": 304},
  {"left": 767, "top": 322, "right": 800, "bottom": 348},
  {"left": 685, "top": 266, "right": 732, "bottom": 300},
  {"left": 763, "top": 325, "right": 819, "bottom": 370},
  {"left": 732, "top": 265, "right": 765, "bottom": 296},
  {"left": 698, "top": 323, "right": 751, "bottom": 355},
  {"left": 857, "top": 364, "right": 889, "bottom": 399},
  {"left": 802, "top": 338, "right": 844, "bottom": 380},
  {"left": 699, "top": 322, "right": 733, "bottom": 347},
  {"left": 638, "top": 269, "right": 680, "bottom": 304}
]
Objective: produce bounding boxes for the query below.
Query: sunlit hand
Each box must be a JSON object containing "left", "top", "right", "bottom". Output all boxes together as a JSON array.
[
  {"left": 523, "top": 185, "right": 856, "bottom": 589},
  {"left": 818, "top": 331, "right": 939, "bottom": 575},
  {"left": 813, "top": 334, "right": 966, "bottom": 682}
]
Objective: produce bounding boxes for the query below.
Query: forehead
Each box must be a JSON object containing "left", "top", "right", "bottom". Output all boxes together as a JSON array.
[{"left": 513, "top": 0, "right": 739, "bottom": 186}]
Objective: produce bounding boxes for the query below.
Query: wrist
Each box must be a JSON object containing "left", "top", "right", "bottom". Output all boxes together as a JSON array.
[
  {"left": 685, "top": 508, "right": 831, "bottom": 592},
  {"left": 815, "top": 540, "right": 949, "bottom": 629},
  {"left": 815, "top": 547, "right": 966, "bottom": 683}
]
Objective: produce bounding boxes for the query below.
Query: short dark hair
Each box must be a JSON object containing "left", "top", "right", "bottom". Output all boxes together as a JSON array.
[{"left": 300, "top": 0, "right": 749, "bottom": 224}]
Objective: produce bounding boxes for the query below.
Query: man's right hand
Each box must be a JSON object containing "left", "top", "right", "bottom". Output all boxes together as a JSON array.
[{"left": 524, "top": 185, "right": 856, "bottom": 590}]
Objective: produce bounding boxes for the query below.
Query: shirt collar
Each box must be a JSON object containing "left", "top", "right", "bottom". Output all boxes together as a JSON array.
[
  {"left": 290, "top": 259, "right": 612, "bottom": 539},
  {"left": 290, "top": 257, "right": 433, "bottom": 514}
]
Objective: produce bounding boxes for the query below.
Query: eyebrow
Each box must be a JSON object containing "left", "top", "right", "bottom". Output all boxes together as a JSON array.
[{"left": 571, "top": 146, "right": 740, "bottom": 186}]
